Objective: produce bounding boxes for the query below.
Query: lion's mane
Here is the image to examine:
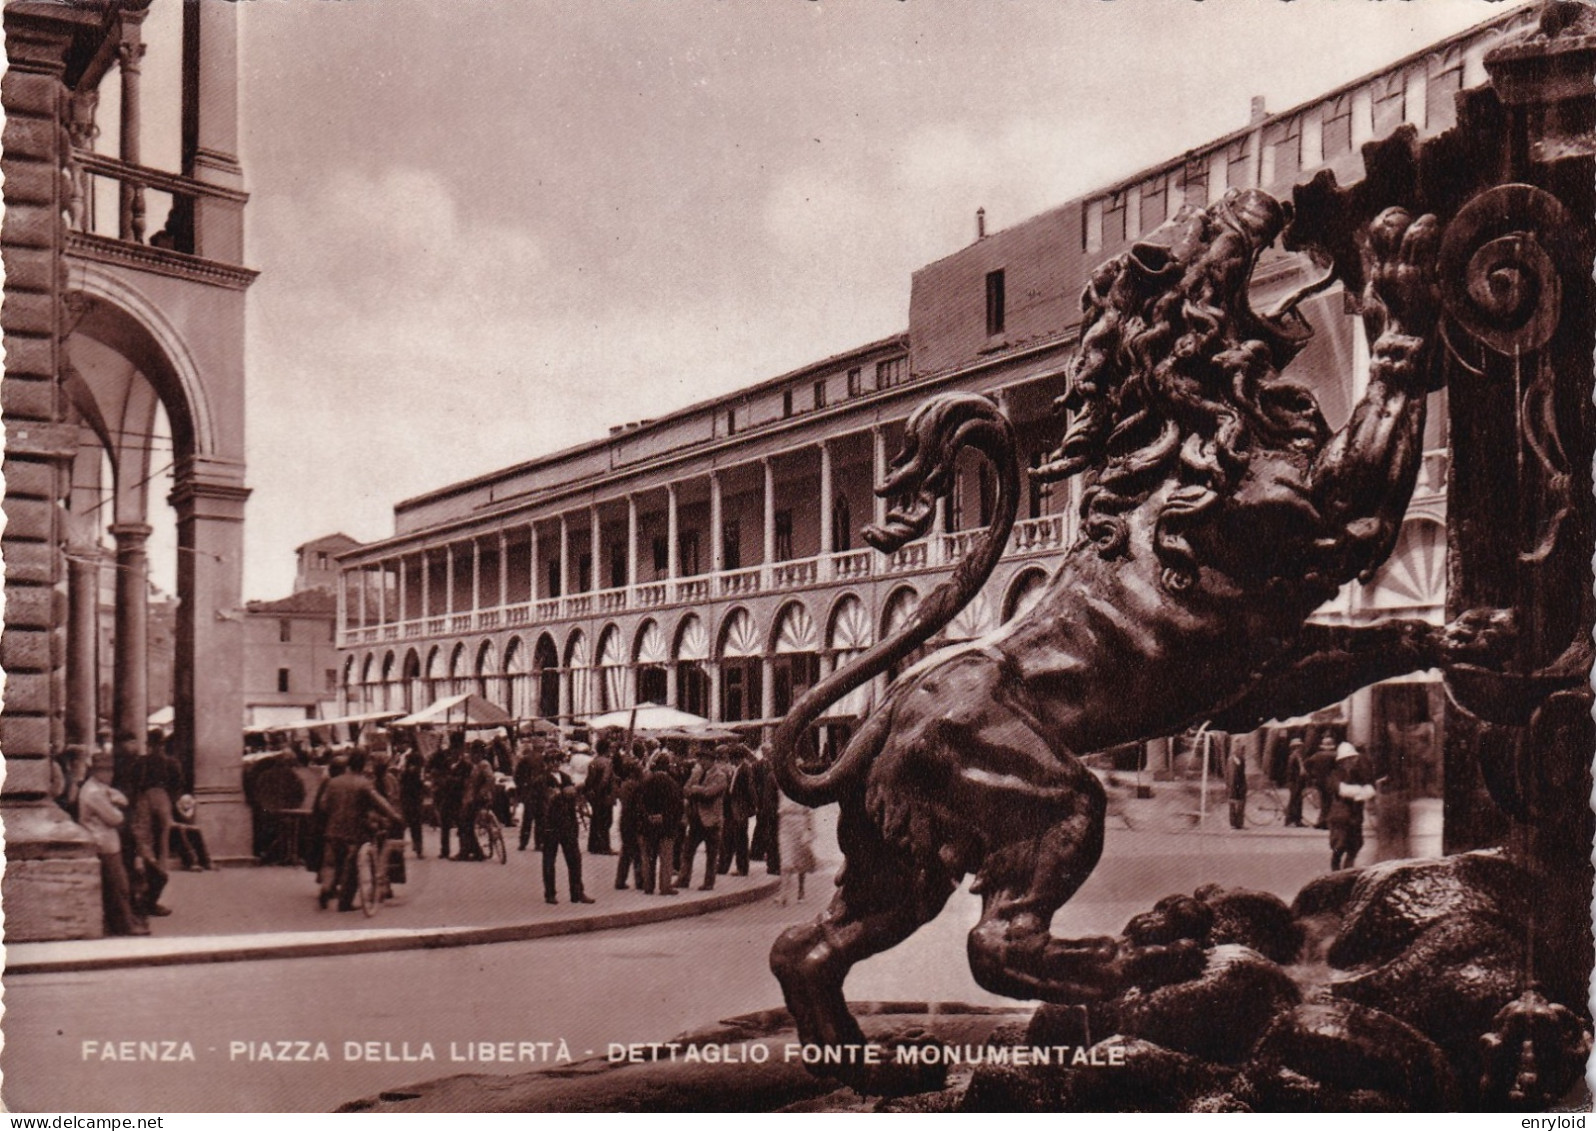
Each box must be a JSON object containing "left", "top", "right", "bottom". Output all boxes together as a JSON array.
[{"left": 1041, "top": 188, "right": 1332, "bottom": 588}]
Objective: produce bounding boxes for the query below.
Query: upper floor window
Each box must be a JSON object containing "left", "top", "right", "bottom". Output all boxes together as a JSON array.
[
  {"left": 1179, "top": 157, "right": 1209, "bottom": 210},
  {"left": 1268, "top": 116, "right": 1302, "bottom": 183},
  {"left": 832, "top": 495, "right": 851, "bottom": 553},
  {"left": 277, "top": 668, "right": 291, "bottom": 693},
  {"left": 315, "top": 552, "right": 328, "bottom": 568},
  {"left": 782, "top": 390, "right": 794, "bottom": 418},
  {"left": 1225, "top": 138, "right": 1251, "bottom": 192},
  {"left": 325, "top": 668, "right": 338, "bottom": 693},
  {"left": 1139, "top": 175, "right": 1168, "bottom": 232},
  {"left": 1371, "top": 71, "right": 1406, "bottom": 137},
  {"left": 813, "top": 380, "right": 827, "bottom": 410},
  {"left": 726, "top": 407, "right": 738, "bottom": 435},
  {"left": 678, "top": 531, "right": 701, "bottom": 576},
  {"left": 722, "top": 519, "right": 741, "bottom": 571},
  {"left": 1101, "top": 192, "right": 1128, "bottom": 246},
  {"left": 652, "top": 536, "right": 669, "bottom": 577},
  {"left": 1322, "top": 94, "right": 1353, "bottom": 159},
  {"left": 279, "top": 618, "right": 292, "bottom": 643},
  {"left": 985, "top": 269, "right": 1006, "bottom": 336},
  {"left": 874, "top": 356, "right": 907, "bottom": 390},
  {"left": 846, "top": 367, "right": 863, "bottom": 397},
  {"left": 1425, "top": 56, "right": 1464, "bottom": 132}
]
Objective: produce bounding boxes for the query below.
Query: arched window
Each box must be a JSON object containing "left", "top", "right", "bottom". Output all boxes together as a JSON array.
[
  {"left": 634, "top": 620, "right": 668, "bottom": 706},
  {"left": 597, "top": 625, "right": 627, "bottom": 712},
  {"left": 534, "top": 634, "right": 560, "bottom": 719},
  {"left": 832, "top": 494, "right": 851, "bottom": 553},
  {"left": 718, "top": 608, "right": 763, "bottom": 723},
  {"left": 565, "top": 629, "right": 592, "bottom": 717},
  {"left": 675, "top": 614, "right": 710, "bottom": 718}
]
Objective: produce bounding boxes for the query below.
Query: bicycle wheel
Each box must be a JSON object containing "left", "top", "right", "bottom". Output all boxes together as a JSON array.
[
  {"left": 1246, "top": 788, "right": 1284, "bottom": 828},
  {"left": 479, "top": 810, "right": 507, "bottom": 865},
  {"left": 356, "top": 841, "right": 380, "bottom": 917}
]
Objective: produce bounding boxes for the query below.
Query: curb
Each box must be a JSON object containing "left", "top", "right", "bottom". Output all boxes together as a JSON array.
[{"left": 7, "top": 878, "right": 780, "bottom": 975}]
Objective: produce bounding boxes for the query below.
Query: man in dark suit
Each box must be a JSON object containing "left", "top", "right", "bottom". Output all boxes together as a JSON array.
[
  {"left": 533, "top": 748, "right": 593, "bottom": 904},
  {"left": 718, "top": 744, "right": 758, "bottom": 876},
  {"left": 583, "top": 735, "right": 617, "bottom": 855},
  {"left": 314, "top": 749, "right": 399, "bottom": 911},
  {"left": 638, "top": 754, "right": 684, "bottom": 896}
]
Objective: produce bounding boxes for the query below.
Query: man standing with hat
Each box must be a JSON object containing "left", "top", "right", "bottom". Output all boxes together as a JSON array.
[
  {"left": 76, "top": 745, "right": 146, "bottom": 936},
  {"left": 677, "top": 743, "right": 731, "bottom": 892},
  {"left": 533, "top": 746, "right": 593, "bottom": 904},
  {"left": 1327, "top": 741, "right": 1376, "bottom": 871}
]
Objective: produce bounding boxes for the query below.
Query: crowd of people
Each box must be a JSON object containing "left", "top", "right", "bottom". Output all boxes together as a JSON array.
[
  {"left": 49, "top": 726, "right": 212, "bottom": 938},
  {"left": 248, "top": 723, "right": 819, "bottom": 913}
]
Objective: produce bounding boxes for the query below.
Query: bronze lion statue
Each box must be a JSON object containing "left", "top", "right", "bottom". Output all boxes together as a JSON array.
[{"left": 766, "top": 188, "right": 1510, "bottom": 1093}]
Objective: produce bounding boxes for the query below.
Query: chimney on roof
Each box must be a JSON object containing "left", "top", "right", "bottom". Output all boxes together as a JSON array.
[
  {"left": 976, "top": 207, "right": 987, "bottom": 240},
  {"left": 1250, "top": 95, "right": 1267, "bottom": 124}
]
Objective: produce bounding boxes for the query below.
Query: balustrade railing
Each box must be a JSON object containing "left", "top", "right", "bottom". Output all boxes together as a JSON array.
[
  {"left": 718, "top": 567, "right": 762, "bottom": 597},
  {"left": 675, "top": 577, "right": 711, "bottom": 603},
  {"left": 830, "top": 548, "right": 873, "bottom": 580},
  {"left": 886, "top": 541, "right": 929, "bottom": 573},
  {"left": 1009, "top": 514, "right": 1066, "bottom": 555},
  {"left": 346, "top": 511, "right": 1084, "bottom": 645},
  {"left": 771, "top": 559, "right": 818, "bottom": 588},
  {"left": 67, "top": 151, "right": 246, "bottom": 259}
]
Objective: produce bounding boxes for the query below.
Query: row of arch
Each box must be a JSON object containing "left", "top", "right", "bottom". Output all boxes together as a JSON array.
[{"left": 343, "top": 570, "right": 1053, "bottom": 722}]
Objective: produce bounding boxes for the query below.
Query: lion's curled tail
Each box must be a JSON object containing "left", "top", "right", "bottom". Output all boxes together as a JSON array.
[{"left": 770, "top": 392, "right": 1021, "bottom": 807}]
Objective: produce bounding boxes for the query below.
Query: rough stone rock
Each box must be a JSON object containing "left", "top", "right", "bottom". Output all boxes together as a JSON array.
[
  {"left": 1113, "top": 944, "right": 1300, "bottom": 1064},
  {"left": 1332, "top": 914, "right": 1524, "bottom": 1070},
  {"left": 1240, "top": 1065, "right": 1407, "bottom": 1112},
  {"left": 1060, "top": 1036, "right": 1239, "bottom": 1112},
  {"left": 1195, "top": 885, "right": 1304, "bottom": 965},
  {"left": 1327, "top": 851, "right": 1525, "bottom": 970},
  {"left": 1290, "top": 867, "right": 1362, "bottom": 919},
  {"left": 1248, "top": 1001, "right": 1458, "bottom": 1109},
  {"left": 960, "top": 1035, "right": 1235, "bottom": 1113},
  {"left": 1123, "top": 893, "right": 1215, "bottom": 947}
]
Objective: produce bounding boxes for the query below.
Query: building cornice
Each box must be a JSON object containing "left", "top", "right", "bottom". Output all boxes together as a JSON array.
[{"left": 65, "top": 233, "right": 258, "bottom": 291}]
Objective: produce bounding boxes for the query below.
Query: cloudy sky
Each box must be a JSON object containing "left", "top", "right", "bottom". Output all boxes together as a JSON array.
[{"left": 213, "top": 0, "right": 1524, "bottom": 598}]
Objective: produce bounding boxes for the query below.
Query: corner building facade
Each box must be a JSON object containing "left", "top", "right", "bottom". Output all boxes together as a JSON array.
[{"left": 337, "top": 9, "right": 1531, "bottom": 783}]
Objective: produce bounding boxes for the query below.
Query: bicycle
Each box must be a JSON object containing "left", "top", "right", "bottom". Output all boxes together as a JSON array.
[
  {"left": 1245, "top": 782, "right": 1321, "bottom": 829},
  {"left": 348, "top": 817, "right": 404, "bottom": 917},
  {"left": 474, "top": 806, "right": 508, "bottom": 865}
]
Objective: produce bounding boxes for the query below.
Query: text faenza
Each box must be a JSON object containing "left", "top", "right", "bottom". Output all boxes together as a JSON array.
[{"left": 81, "top": 1040, "right": 195, "bottom": 1062}]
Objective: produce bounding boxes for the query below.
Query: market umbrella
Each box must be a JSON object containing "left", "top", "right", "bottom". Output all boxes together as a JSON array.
[
  {"left": 580, "top": 704, "right": 715, "bottom": 732},
  {"left": 392, "top": 692, "right": 512, "bottom": 728}
]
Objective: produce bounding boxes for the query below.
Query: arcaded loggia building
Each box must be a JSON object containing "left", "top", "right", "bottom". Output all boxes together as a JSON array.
[
  {"left": 335, "top": 8, "right": 1533, "bottom": 823},
  {"left": 2, "top": 0, "right": 254, "bottom": 939}
]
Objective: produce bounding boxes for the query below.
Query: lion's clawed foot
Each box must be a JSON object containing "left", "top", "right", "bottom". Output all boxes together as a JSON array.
[
  {"left": 1479, "top": 989, "right": 1592, "bottom": 1110},
  {"left": 1439, "top": 607, "right": 1519, "bottom": 669}
]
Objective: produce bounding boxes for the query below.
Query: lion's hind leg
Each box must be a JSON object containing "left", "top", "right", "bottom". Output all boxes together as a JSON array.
[
  {"left": 769, "top": 800, "right": 956, "bottom": 1094},
  {"left": 964, "top": 780, "right": 1128, "bottom": 1004}
]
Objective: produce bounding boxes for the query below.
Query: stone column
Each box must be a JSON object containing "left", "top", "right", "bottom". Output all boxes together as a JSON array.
[
  {"left": 377, "top": 558, "right": 387, "bottom": 626},
  {"left": 558, "top": 517, "right": 570, "bottom": 599},
  {"left": 708, "top": 663, "right": 723, "bottom": 724},
  {"left": 420, "top": 550, "right": 430, "bottom": 620},
  {"left": 709, "top": 472, "right": 724, "bottom": 574},
  {"left": 666, "top": 485, "right": 680, "bottom": 580},
  {"left": 170, "top": 468, "right": 251, "bottom": 861},
  {"left": 818, "top": 441, "right": 833, "bottom": 577},
  {"left": 498, "top": 530, "right": 508, "bottom": 609},
  {"left": 109, "top": 522, "right": 152, "bottom": 761},
  {"left": 445, "top": 545, "right": 456, "bottom": 615},
  {"left": 589, "top": 505, "right": 601, "bottom": 592},
  {"left": 396, "top": 557, "right": 407, "bottom": 624},
  {"left": 1, "top": 5, "right": 101, "bottom": 941},
  {"left": 762, "top": 459, "right": 776, "bottom": 575},
  {"left": 65, "top": 545, "right": 101, "bottom": 749},
  {"left": 181, "top": 0, "right": 245, "bottom": 261},
  {"left": 528, "top": 524, "right": 539, "bottom": 602},
  {"left": 471, "top": 538, "right": 482, "bottom": 613},
  {"left": 116, "top": 11, "right": 148, "bottom": 242},
  {"left": 336, "top": 567, "right": 348, "bottom": 642},
  {"left": 761, "top": 656, "right": 776, "bottom": 725},
  {"left": 872, "top": 427, "right": 889, "bottom": 528},
  {"left": 626, "top": 497, "right": 639, "bottom": 589}
]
